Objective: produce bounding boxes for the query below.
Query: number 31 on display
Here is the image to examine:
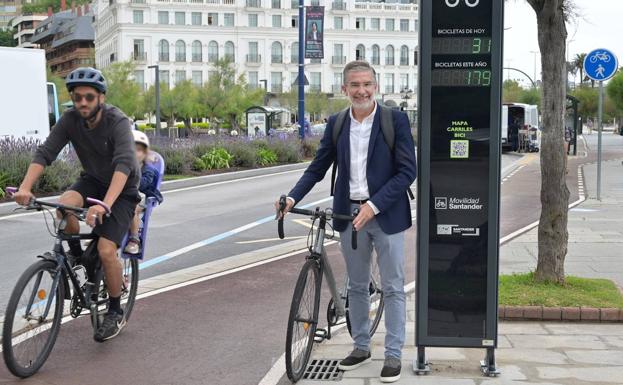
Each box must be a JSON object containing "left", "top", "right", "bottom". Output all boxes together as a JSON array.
[{"left": 445, "top": 0, "right": 480, "bottom": 7}]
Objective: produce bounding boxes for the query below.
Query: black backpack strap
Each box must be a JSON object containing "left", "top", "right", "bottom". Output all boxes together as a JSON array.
[{"left": 330, "top": 108, "right": 349, "bottom": 196}]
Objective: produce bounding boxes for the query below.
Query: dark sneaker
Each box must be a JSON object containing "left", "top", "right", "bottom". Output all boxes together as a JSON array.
[
  {"left": 94, "top": 311, "right": 126, "bottom": 342},
  {"left": 380, "top": 357, "right": 401, "bottom": 383},
  {"left": 338, "top": 349, "right": 371, "bottom": 371}
]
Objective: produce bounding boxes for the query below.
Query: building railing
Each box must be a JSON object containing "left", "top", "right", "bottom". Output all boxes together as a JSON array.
[
  {"left": 246, "top": 0, "right": 261, "bottom": 7},
  {"left": 154, "top": 0, "right": 234, "bottom": 4},
  {"left": 291, "top": 0, "right": 298, "bottom": 8},
  {"left": 353, "top": 2, "right": 417, "bottom": 12},
  {"left": 309, "top": 85, "right": 321, "bottom": 93},
  {"left": 371, "top": 56, "right": 380, "bottom": 65},
  {"left": 208, "top": 53, "right": 218, "bottom": 62},
  {"left": 132, "top": 51, "right": 146, "bottom": 60},
  {"left": 271, "top": 84, "right": 283, "bottom": 93},
  {"left": 271, "top": 55, "right": 283, "bottom": 63},
  {"left": 246, "top": 54, "right": 261, "bottom": 63},
  {"left": 130, "top": 0, "right": 146, "bottom": 3},
  {"left": 384, "top": 86, "right": 394, "bottom": 94},
  {"left": 385, "top": 58, "right": 395, "bottom": 66},
  {"left": 291, "top": 55, "right": 298, "bottom": 63},
  {"left": 331, "top": 84, "right": 342, "bottom": 93},
  {"left": 159, "top": 54, "right": 169, "bottom": 62},
  {"left": 331, "top": 55, "right": 346, "bottom": 65},
  {"left": 192, "top": 54, "right": 202, "bottom": 62}
]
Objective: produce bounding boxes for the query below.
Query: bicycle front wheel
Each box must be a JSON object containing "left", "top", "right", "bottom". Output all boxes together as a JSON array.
[
  {"left": 285, "top": 259, "right": 322, "bottom": 382},
  {"left": 2, "top": 260, "right": 65, "bottom": 378}
]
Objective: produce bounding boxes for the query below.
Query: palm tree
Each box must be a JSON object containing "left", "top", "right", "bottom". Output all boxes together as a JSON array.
[{"left": 573, "top": 53, "right": 587, "bottom": 85}]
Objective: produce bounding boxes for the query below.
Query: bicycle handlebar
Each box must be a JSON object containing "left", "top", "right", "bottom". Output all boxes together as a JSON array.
[
  {"left": 277, "top": 195, "right": 359, "bottom": 250},
  {"left": 5, "top": 187, "right": 111, "bottom": 217}
]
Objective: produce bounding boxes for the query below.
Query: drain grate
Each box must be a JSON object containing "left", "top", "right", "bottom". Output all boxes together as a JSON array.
[{"left": 303, "top": 359, "right": 344, "bottom": 381}]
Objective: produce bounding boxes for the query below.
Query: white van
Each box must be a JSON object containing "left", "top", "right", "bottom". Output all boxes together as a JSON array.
[
  {"left": 502, "top": 103, "right": 540, "bottom": 151},
  {"left": 0, "top": 47, "right": 59, "bottom": 141}
]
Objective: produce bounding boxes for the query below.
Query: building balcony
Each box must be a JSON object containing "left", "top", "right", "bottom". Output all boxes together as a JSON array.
[
  {"left": 331, "top": 55, "right": 346, "bottom": 65},
  {"left": 290, "top": 55, "right": 299, "bottom": 63},
  {"left": 130, "top": 0, "right": 146, "bottom": 3},
  {"left": 271, "top": 84, "right": 283, "bottom": 93},
  {"left": 384, "top": 86, "right": 394, "bottom": 94},
  {"left": 332, "top": 84, "right": 342, "bottom": 93},
  {"left": 132, "top": 51, "right": 146, "bottom": 61},
  {"left": 246, "top": 0, "right": 261, "bottom": 8},
  {"left": 158, "top": 54, "right": 170, "bottom": 62},
  {"left": 331, "top": 1, "right": 346, "bottom": 11},
  {"left": 207, "top": 54, "right": 218, "bottom": 63},
  {"left": 271, "top": 55, "right": 283, "bottom": 64},
  {"left": 192, "top": 55, "right": 202, "bottom": 62},
  {"left": 308, "top": 84, "right": 321, "bottom": 93},
  {"left": 246, "top": 54, "right": 261, "bottom": 65},
  {"left": 290, "top": 0, "right": 298, "bottom": 8}
]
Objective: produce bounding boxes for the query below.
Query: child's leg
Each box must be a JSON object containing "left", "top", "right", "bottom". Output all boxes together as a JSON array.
[{"left": 129, "top": 209, "right": 140, "bottom": 236}]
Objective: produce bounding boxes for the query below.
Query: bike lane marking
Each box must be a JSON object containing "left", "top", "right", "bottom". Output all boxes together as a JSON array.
[{"left": 137, "top": 196, "right": 333, "bottom": 270}]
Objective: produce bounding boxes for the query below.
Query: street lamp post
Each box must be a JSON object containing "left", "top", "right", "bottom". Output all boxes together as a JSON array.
[
  {"left": 297, "top": 0, "right": 305, "bottom": 140},
  {"left": 148, "top": 65, "right": 161, "bottom": 135}
]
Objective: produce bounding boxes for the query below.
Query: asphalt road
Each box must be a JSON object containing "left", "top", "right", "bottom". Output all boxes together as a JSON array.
[{"left": 0, "top": 151, "right": 572, "bottom": 385}]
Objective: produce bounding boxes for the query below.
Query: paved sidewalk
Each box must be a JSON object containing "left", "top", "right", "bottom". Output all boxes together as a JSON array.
[{"left": 292, "top": 133, "right": 623, "bottom": 385}]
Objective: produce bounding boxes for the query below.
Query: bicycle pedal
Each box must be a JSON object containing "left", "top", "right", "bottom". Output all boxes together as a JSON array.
[{"left": 314, "top": 328, "right": 328, "bottom": 342}]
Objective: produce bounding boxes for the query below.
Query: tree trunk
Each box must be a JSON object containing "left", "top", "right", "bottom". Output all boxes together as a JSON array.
[{"left": 528, "top": 0, "right": 570, "bottom": 284}]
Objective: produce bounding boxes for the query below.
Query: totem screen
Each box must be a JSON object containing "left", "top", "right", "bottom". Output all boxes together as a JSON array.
[{"left": 420, "top": 0, "right": 500, "bottom": 342}]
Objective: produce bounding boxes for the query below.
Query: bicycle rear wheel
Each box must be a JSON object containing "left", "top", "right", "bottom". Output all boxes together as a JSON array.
[
  {"left": 2, "top": 260, "right": 65, "bottom": 378},
  {"left": 120, "top": 257, "right": 139, "bottom": 321},
  {"left": 285, "top": 259, "right": 322, "bottom": 382},
  {"left": 346, "top": 259, "right": 384, "bottom": 338}
]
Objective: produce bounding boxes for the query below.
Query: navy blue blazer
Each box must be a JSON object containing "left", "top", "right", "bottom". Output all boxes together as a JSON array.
[{"left": 289, "top": 107, "right": 417, "bottom": 234}]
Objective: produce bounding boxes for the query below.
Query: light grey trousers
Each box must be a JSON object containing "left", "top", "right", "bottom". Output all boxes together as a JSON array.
[{"left": 339, "top": 207, "right": 406, "bottom": 359}]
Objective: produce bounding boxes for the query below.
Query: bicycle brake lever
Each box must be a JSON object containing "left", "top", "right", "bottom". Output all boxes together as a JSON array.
[
  {"left": 351, "top": 208, "right": 359, "bottom": 250},
  {"left": 277, "top": 195, "right": 286, "bottom": 239}
]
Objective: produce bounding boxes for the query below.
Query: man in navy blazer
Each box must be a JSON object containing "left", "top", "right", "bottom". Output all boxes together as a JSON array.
[{"left": 276, "top": 61, "right": 416, "bottom": 382}]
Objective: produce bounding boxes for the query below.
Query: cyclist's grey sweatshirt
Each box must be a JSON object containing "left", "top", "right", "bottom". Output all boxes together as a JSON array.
[{"left": 33, "top": 104, "right": 140, "bottom": 194}]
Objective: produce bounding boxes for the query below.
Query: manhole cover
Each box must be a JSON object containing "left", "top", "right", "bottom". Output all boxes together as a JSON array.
[{"left": 303, "top": 359, "right": 344, "bottom": 381}]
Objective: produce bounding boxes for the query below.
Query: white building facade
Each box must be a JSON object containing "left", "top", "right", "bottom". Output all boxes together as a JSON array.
[{"left": 94, "top": 0, "right": 419, "bottom": 105}]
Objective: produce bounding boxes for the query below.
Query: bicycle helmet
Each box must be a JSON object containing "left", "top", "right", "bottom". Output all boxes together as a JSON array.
[
  {"left": 66, "top": 67, "right": 107, "bottom": 94},
  {"left": 133, "top": 130, "right": 150, "bottom": 148}
]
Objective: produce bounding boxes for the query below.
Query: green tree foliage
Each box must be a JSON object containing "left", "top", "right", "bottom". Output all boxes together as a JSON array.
[
  {"left": 103, "top": 61, "right": 145, "bottom": 119},
  {"left": 572, "top": 53, "right": 587, "bottom": 84},
  {"left": 606, "top": 70, "right": 623, "bottom": 118},
  {"left": 46, "top": 67, "right": 70, "bottom": 106},
  {"left": 0, "top": 29, "right": 16, "bottom": 47},
  {"left": 571, "top": 86, "right": 598, "bottom": 121},
  {"left": 503, "top": 80, "right": 541, "bottom": 106}
]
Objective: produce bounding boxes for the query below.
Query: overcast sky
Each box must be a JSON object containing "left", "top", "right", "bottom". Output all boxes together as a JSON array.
[{"left": 503, "top": 0, "right": 622, "bottom": 86}]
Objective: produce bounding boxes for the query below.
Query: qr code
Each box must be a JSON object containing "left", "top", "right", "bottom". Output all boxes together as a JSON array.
[{"left": 450, "top": 140, "right": 469, "bottom": 159}]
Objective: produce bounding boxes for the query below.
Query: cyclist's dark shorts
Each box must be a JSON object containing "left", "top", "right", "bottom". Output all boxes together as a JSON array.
[{"left": 69, "top": 175, "right": 140, "bottom": 247}]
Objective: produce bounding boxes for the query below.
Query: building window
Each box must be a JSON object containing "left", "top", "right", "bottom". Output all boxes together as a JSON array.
[
  {"left": 192, "top": 40, "right": 202, "bottom": 62},
  {"left": 370, "top": 18, "right": 379, "bottom": 31},
  {"left": 291, "top": 0, "right": 298, "bottom": 8},
  {"left": 224, "top": 41, "right": 235, "bottom": 61},
  {"left": 133, "top": 39, "right": 145, "bottom": 60},
  {"left": 272, "top": 14, "right": 281, "bottom": 28},
  {"left": 332, "top": 44, "right": 344, "bottom": 65},
  {"left": 400, "top": 45, "right": 408, "bottom": 66},
  {"left": 224, "top": 13, "right": 234, "bottom": 26},
  {"left": 158, "top": 11, "right": 169, "bottom": 25},
  {"left": 175, "top": 12, "right": 185, "bottom": 25},
  {"left": 208, "top": 41, "right": 219, "bottom": 63},
  {"left": 175, "top": 70, "right": 186, "bottom": 85},
  {"left": 191, "top": 12, "right": 201, "bottom": 26},
  {"left": 356, "top": 17, "right": 365, "bottom": 31},
  {"left": 414, "top": 49, "right": 418, "bottom": 65},
  {"left": 400, "top": 73, "right": 409, "bottom": 92},
  {"left": 132, "top": 10, "right": 143, "bottom": 24},
  {"left": 271, "top": 71, "right": 282, "bottom": 93},
  {"left": 333, "top": 72, "right": 343, "bottom": 93},
  {"left": 371, "top": 44, "right": 380, "bottom": 65},
  {"left": 271, "top": 41, "right": 283, "bottom": 63},
  {"left": 400, "top": 18, "right": 409, "bottom": 32},
  {"left": 384, "top": 73, "right": 394, "bottom": 94},
  {"left": 158, "top": 39, "right": 169, "bottom": 62},
  {"left": 291, "top": 15, "right": 298, "bottom": 28},
  {"left": 134, "top": 70, "right": 144, "bottom": 90},
  {"left": 208, "top": 13, "right": 218, "bottom": 26},
  {"left": 246, "top": 0, "right": 261, "bottom": 7},
  {"left": 159, "top": 70, "right": 170, "bottom": 87},
  {"left": 385, "top": 44, "right": 394, "bottom": 65},
  {"left": 333, "top": 16, "right": 342, "bottom": 30},
  {"left": 247, "top": 42, "right": 260, "bottom": 62},
  {"left": 192, "top": 71, "right": 203, "bottom": 86},
  {"left": 248, "top": 71, "right": 258, "bottom": 88},
  {"left": 310, "top": 0, "right": 319, "bottom": 5},
  {"left": 291, "top": 42, "right": 299, "bottom": 63},
  {"left": 414, "top": 19, "right": 419, "bottom": 31},
  {"left": 248, "top": 13, "right": 258, "bottom": 27},
  {"left": 385, "top": 18, "right": 394, "bottom": 31},
  {"left": 310, "top": 72, "right": 321, "bottom": 92},
  {"left": 272, "top": 0, "right": 280, "bottom": 8},
  {"left": 175, "top": 40, "right": 186, "bottom": 62},
  {"left": 355, "top": 44, "right": 365, "bottom": 61}
]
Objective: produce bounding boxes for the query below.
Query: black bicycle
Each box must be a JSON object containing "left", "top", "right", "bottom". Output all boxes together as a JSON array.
[
  {"left": 2, "top": 188, "right": 139, "bottom": 378},
  {"left": 277, "top": 196, "right": 384, "bottom": 382}
]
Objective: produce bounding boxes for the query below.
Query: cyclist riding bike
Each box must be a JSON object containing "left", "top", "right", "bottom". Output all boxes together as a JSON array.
[{"left": 13, "top": 67, "right": 141, "bottom": 342}]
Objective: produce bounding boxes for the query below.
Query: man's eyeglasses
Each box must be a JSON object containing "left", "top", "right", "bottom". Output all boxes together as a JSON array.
[
  {"left": 346, "top": 82, "right": 376, "bottom": 90},
  {"left": 72, "top": 92, "right": 98, "bottom": 103}
]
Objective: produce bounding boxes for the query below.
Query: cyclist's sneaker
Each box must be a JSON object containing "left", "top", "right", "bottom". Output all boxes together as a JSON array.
[
  {"left": 338, "top": 349, "right": 371, "bottom": 371},
  {"left": 124, "top": 236, "right": 141, "bottom": 255},
  {"left": 93, "top": 311, "right": 126, "bottom": 342},
  {"left": 379, "top": 357, "right": 401, "bottom": 383}
]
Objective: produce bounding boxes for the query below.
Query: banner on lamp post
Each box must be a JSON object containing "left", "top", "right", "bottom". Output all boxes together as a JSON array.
[{"left": 304, "top": 6, "right": 324, "bottom": 59}]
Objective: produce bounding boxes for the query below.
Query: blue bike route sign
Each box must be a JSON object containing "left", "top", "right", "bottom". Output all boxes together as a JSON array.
[{"left": 584, "top": 49, "right": 618, "bottom": 82}]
